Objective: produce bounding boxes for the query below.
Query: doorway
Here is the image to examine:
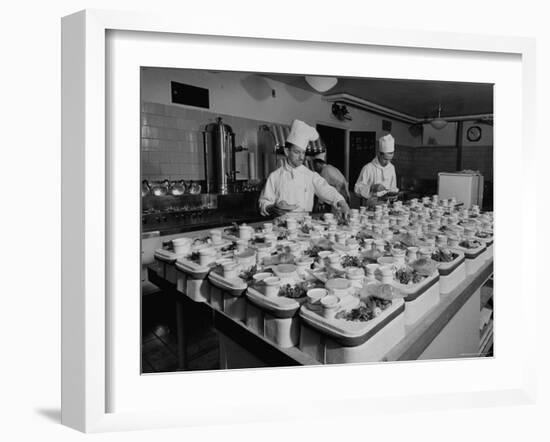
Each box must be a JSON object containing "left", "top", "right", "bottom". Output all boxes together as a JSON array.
[
  {"left": 349, "top": 131, "right": 376, "bottom": 191},
  {"left": 316, "top": 124, "right": 347, "bottom": 180}
]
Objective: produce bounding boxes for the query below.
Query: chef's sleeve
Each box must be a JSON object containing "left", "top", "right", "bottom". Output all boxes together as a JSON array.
[
  {"left": 389, "top": 167, "right": 399, "bottom": 193},
  {"left": 312, "top": 172, "right": 344, "bottom": 207},
  {"left": 258, "top": 174, "right": 277, "bottom": 216},
  {"left": 354, "top": 165, "right": 373, "bottom": 199}
]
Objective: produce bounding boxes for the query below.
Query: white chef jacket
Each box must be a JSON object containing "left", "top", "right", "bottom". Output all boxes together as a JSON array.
[
  {"left": 354, "top": 156, "right": 398, "bottom": 199},
  {"left": 259, "top": 161, "right": 344, "bottom": 216}
]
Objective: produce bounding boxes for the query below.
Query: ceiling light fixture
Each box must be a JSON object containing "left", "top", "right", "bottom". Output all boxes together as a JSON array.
[
  {"left": 430, "top": 104, "right": 448, "bottom": 130},
  {"left": 305, "top": 76, "right": 338, "bottom": 93}
]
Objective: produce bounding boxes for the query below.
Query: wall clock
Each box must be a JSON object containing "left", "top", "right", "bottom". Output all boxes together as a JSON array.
[{"left": 466, "top": 125, "right": 482, "bottom": 142}]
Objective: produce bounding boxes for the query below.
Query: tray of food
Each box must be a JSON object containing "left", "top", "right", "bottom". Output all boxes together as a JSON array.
[
  {"left": 390, "top": 259, "right": 439, "bottom": 301},
  {"left": 175, "top": 251, "right": 216, "bottom": 280},
  {"left": 246, "top": 279, "right": 318, "bottom": 318},
  {"left": 431, "top": 248, "right": 465, "bottom": 276},
  {"left": 207, "top": 268, "right": 248, "bottom": 297},
  {"left": 299, "top": 294, "right": 405, "bottom": 347}
]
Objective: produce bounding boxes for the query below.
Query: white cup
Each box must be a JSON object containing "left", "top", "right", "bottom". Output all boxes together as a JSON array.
[
  {"left": 210, "top": 229, "right": 223, "bottom": 244},
  {"left": 223, "top": 263, "right": 238, "bottom": 280},
  {"left": 173, "top": 237, "right": 192, "bottom": 255},
  {"left": 263, "top": 277, "right": 281, "bottom": 297},
  {"left": 307, "top": 288, "right": 328, "bottom": 312},
  {"left": 199, "top": 248, "right": 216, "bottom": 266},
  {"left": 379, "top": 265, "right": 394, "bottom": 284},
  {"left": 321, "top": 295, "right": 340, "bottom": 319}
]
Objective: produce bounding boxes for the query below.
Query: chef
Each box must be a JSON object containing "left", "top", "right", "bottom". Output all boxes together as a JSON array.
[
  {"left": 354, "top": 133, "right": 399, "bottom": 204},
  {"left": 312, "top": 150, "right": 351, "bottom": 203},
  {"left": 259, "top": 119, "right": 350, "bottom": 218}
]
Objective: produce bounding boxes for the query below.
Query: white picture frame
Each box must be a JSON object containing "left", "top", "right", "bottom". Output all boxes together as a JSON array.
[{"left": 61, "top": 9, "right": 537, "bottom": 433}]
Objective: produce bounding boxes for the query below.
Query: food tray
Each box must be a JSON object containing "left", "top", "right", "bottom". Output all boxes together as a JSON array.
[
  {"left": 246, "top": 286, "right": 304, "bottom": 318},
  {"left": 298, "top": 299, "right": 405, "bottom": 363},
  {"left": 208, "top": 271, "right": 248, "bottom": 297},
  {"left": 209, "top": 239, "right": 234, "bottom": 250},
  {"left": 453, "top": 243, "right": 487, "bottom": 275},
  {"left": 435, "top": 250, "right": 466, "bottom": 295},
  {"left": 475, "top": 235, "right": 493, "bottom": 260},
  {"left": 175, "top": 258, "right": 211, "bottom": 280}
]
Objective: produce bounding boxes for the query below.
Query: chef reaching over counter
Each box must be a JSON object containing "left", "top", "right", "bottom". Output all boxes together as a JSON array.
[
  {"left": 354, "top": 133, "right": 399, "bottom": 205},
  {"left": 259, "top": 119, "right": 351, "bottom": 218}
]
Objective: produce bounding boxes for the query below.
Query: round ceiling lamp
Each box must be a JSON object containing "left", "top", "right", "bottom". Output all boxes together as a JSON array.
[
  {"left": 430, "top": 104, "right": 448, "bottom": 129},
  {"left": 305, "top": 76, "right": 338, "bottom": 93}
]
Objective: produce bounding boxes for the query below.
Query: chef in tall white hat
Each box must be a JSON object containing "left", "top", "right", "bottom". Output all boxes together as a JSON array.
[
  {"left": 354, "top": 133, "right": 399, "bottom": 204},
  {"left": 259, "top": 119, "right": 350, "bottom": 217}
]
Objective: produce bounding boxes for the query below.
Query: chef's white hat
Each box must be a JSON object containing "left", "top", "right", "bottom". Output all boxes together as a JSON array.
[
  {"left": 286, "top": 119, "right": 319, "bottom": 151},
  {"left": 313, "top": 152, "right": 327, "bottom": 162},
  {"left": 378, "top": 134, "right": 395, "bottom": 153}
]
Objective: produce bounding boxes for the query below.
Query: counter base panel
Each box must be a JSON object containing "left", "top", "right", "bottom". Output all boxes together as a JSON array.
[
  {"left": 264, "top": 314, "right": 300, "bottom": 349},
  {"left": 419, "top": 288, "right": 481, "bottom": 360},
  {"left": 439, "top": 263, "right": 466, "bottom": 295},
  {"left": 245, "top": 303, "right": 265, "bottom": 336},
  {"left": 186, "top": 278, "right": 211, "bottom": 303},
  {"left": 465, "top": 253, "right": 486, "bottom": 275},
  {"left": 224, "top": 295, "right": 247, "bottom": 322},
  {"left": 404, "top": 281, "right": 440, "bottom": 326}
]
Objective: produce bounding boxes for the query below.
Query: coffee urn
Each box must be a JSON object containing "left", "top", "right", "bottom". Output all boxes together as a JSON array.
[{"left": 202, "top": 117, "right": 237, "bottom": 194}]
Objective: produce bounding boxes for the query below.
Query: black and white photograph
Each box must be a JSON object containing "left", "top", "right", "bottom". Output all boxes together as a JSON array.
[
  {"left": 3, "top": 0, "right": 546, "bottom": 438},
  {"left": 141, "top": 67, "right": 494, "bottom": 372}
]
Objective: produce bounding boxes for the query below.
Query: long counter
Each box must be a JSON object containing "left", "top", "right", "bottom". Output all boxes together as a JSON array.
[{"left": 145, "top": 218, "right": 493, "bottom": 369}]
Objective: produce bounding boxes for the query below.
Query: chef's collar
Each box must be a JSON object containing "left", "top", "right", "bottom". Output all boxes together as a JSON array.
[{"left": 283, "top": 159, "right": 306, "bottom": 177}]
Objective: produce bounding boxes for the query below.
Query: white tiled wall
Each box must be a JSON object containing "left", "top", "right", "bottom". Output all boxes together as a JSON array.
[{"left": 141, "top": 102, "right": 263, "bottom": 183}]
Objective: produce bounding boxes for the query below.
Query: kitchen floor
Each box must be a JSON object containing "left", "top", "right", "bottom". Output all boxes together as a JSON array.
[{"left": 141, "top": 289, "right": 221, "bottom": 373}]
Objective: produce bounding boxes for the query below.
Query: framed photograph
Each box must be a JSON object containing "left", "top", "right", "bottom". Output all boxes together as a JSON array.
[{"left": 61, "top": 9, "right": 537, "bottom": 433}]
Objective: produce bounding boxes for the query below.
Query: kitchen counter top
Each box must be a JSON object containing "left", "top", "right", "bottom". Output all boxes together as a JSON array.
[{"left": 144, "top": 212, "right": 272, "bottom": 237}]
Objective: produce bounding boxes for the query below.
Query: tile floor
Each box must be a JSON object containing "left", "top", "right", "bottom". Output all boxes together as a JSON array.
[{"left": 141, "top": 290, "right": 221, "bottom": 373}]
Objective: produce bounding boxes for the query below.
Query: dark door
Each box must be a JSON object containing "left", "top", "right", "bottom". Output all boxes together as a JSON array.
[
  {"left": 349, "top": 131, "right": 376, "bottom": 190},
  {"left": 316, "top": 124, "right": 346, "bottom": 178}
]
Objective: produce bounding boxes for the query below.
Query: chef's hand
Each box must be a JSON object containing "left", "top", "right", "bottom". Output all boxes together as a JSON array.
[
  {"left": 268, "top": 200, "right": 298, "bottom": 216},
  {"left": 365, "top": 197, "right": 378, "bottom": 210},
  {"left": 371, "top": 183, "right": 386, "bottom": 193},
  {"left": 336, "top": 200, "right": 351, "bottom": 222}
]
